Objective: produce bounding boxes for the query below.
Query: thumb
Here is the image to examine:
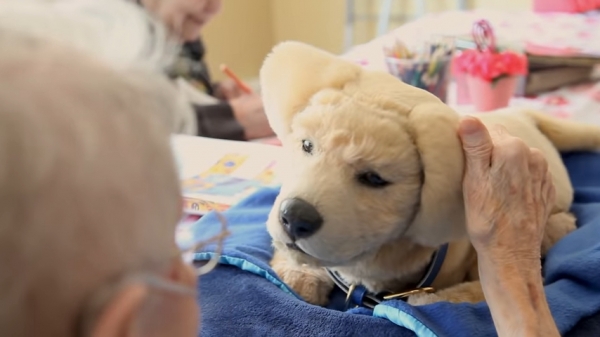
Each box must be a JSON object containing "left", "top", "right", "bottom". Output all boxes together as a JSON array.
[{"left": 458, "top": 116, "right": 493, "bottom": 175}]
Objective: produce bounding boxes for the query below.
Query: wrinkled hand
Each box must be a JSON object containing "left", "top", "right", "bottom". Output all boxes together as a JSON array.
[
  {"left": 458, "top": 116, "right": 555, "bottom": 264},
  {"left": 229, "top": 93, "right": 274, "bottom": 140}
]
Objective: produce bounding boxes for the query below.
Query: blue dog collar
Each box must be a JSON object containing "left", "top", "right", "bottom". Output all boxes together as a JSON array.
[
  {"left": 327, "top": 243, "right": 449, "bottom": 309},
  {"left": 416, "top": 243, "right": 449, "bottom": 288}
]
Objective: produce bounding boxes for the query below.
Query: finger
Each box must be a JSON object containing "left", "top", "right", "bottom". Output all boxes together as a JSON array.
[
  {"left": 490, "top": 136, "right": 530, "bottom": 173},
  {"left": 222, "top": 88, "right": 240, "bottom": 100},
  {"left": 458, "top": 116, "right": 493, "bottom": 175},
  {"left": 529, "top": 149, "right": 546, "bottom": 205},
  {"left": 223, "top": 80, "right": 245, "bottom": 98},
  {"left": 542, "top": 170, "right": 556, "bottom": 206},
  {"left": 528, "top": 148, "right": 548, "bottom": 178},
  {"left": 489, "top": 124, "right": 510, "bottom": 142},
  {"left": 221, "top": 78, "right": 239, "bottom": 89},
  {"left": 540, "top": 170, "right": 555, "bottom": 223},
  {"left": 219, "top": 85, "right": 239, "bottom": 100}
]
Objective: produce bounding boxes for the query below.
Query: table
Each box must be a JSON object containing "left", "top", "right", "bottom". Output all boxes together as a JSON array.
[{"left": 341, "top": 9, "right": 600, "bottom": 126}]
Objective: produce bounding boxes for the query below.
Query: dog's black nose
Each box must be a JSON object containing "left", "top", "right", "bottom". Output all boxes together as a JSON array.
[{"left": 279, "top": 198, "right": 323, "bottom": 240}]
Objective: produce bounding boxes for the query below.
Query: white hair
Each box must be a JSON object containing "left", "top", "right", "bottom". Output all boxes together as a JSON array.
[
  {"left": 0, "top": 24, "right": 184, "bottom": 337},
  {"left": 0, "top": 2, "right": 205, "bottom": 335},
  {"left": 0, "top": 0, "right": 174, "bottom": 71},
  {"left": 0, "top": 0, "right": 198, "bottom": 134}
]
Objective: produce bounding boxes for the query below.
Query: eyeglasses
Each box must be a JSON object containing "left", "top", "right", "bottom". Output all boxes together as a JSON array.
[
  {"left": 178, "top": 212, "right": 230, "bottom": 276},
  {"left": 77, "top": 212, "right": 229, "bottom": 336}
]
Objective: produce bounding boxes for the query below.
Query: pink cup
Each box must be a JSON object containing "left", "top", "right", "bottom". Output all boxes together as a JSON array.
[
  {"left": 533, "top": 0, "right": 600, "bottom": 13},
  {"left": 467, "top": 75, "right": 518, "bottom": 112},
  {"left": 454, "top": 72, "right": 471, "bottom": 105}
]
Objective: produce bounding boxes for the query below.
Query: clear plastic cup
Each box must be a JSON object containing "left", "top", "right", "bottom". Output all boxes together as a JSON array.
[{"left": 385, "top": 56, "right": 452, "bottom": 102}]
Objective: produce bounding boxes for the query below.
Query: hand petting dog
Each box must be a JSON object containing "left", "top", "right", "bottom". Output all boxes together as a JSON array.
[
  {"left": 459, "top": 116, "right": 560, "bottom": 337},
  {"left": 460, "top": 116, "right": 555, "bottom": 260}
]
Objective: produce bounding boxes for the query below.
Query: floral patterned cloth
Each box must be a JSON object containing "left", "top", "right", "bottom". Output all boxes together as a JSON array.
[
  {"left": 526, "top": 11, "right": 600, "bottom": 57},
  {"left": 510, "top": 81, "right": 600, "bottom": 126}
]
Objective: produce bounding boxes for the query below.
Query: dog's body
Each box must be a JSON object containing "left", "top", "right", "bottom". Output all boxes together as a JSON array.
[{"left": 260, "top": 41, "right": 600, "bottom": 306}]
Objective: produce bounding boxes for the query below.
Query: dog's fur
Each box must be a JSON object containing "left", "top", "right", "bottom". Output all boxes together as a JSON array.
[{"left": 260, "top": 41, "right": 600, "bottom": 306}]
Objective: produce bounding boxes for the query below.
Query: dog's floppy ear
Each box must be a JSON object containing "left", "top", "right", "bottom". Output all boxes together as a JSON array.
[
  {"left": 405, "top": 103, "right": 467, "bottom": 247},
  {"left": 259, "top": 41, "right": 361, "bottom": 138}
]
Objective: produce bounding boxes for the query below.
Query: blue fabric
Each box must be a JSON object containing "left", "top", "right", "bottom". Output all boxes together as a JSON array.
[{"left": 192, "top": 151, "right": 600, "bottom": 337}]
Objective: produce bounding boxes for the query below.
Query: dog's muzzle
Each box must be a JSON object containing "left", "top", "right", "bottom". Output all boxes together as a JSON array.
[{"left": 279, "top": 197, "right": 323, "bottom": 240}]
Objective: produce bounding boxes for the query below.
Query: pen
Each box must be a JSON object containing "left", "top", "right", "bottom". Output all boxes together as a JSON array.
[{"left": 219, "top": 64, "right": 253, "bottom": 94}]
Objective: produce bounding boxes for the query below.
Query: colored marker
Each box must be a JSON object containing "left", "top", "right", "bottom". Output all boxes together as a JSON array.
[{"left": 219, "top": 64, "right": 253, "bottom": 94}]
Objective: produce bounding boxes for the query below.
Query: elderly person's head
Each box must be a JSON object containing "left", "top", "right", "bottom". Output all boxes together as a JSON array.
[
  {"left": 0, "top": 1, "right": 203, "bottom": 336},
  {"left": 140, "top": 0, "right": 222, "bottom": 42},
  {"left": 0, "top": 0, "right": 198, "bottom": 135}
]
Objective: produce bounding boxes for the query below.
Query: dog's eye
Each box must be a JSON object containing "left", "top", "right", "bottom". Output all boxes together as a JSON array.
[
  {"left": 302, "top": 139, "right": 313, "bottom": 154},
  {"left": 357, "top": 171, "right": 390, "bottom": 188}
]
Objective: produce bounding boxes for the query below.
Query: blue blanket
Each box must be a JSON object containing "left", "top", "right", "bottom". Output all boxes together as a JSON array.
[{"left": 190, "top": 151, "right": 600, "bottom": 337}]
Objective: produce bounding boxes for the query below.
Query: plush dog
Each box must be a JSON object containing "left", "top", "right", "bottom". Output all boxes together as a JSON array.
[{"left": 259, "top": 41, "right": 600, "bottom": 306}]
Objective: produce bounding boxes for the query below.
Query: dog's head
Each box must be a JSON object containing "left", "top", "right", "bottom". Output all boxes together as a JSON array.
[{"left": 260, "top": 42, "right": 466, "bottom": 267}]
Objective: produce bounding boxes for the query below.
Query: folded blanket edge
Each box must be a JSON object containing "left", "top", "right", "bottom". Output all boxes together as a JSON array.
[
  {"left": 194, "top": 252, "right": 301, "bottom": 300},
  {"left": 373, "top": 305, "right": 438, "bottom": 337}
]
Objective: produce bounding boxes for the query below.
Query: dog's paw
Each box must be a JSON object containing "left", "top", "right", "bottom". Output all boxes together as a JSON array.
[
  {"left": 407, "top": 292, "right": 444, "bottom": 306},
  {"left": 542, "top": 211, "right": 577, "bottom": 254},
  {"left": 272, "top": 263, "right": 334, "bottom": 306}
]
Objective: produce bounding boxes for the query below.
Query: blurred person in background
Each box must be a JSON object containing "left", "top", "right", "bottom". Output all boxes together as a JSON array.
[{"left": 138, "top": 0, "right": 275, "bottom": 141}]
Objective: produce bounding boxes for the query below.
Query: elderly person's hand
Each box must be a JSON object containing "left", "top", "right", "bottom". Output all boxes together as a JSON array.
[
  {"left": 229, "top": 92, "right": 274, "bottom": 140},
  {"left": 214, "top": 78, "right": 245, "bottom": 100},
  {"left": 140, "top": 0, "right": 221, "bottom": 41},
  {"left": 458, "top": 116, "right": 559, "bottom": 337},
  {"left": 460, "top": 117, "right": 555, "bottom": 261}
]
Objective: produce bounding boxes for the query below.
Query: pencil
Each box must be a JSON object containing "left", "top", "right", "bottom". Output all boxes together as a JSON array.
[{"left": 219, "top": 64, "right": 253, "bottom": 94}]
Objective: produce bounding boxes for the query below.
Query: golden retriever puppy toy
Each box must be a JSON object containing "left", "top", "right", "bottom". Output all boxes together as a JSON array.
[{"left": 260, "top": 41, "right": 600, "bottom": 307}]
